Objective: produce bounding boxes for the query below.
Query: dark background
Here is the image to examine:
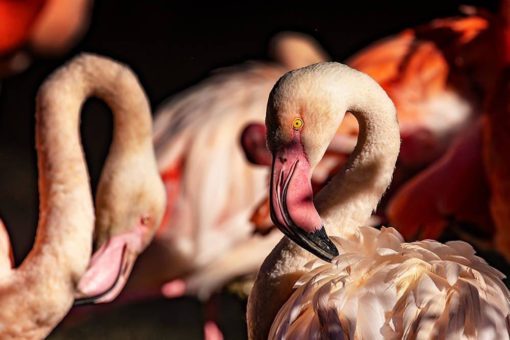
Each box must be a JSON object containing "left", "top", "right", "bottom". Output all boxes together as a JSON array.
[{"left": 0, "top": 0, "right": 500, "bottom": 265}]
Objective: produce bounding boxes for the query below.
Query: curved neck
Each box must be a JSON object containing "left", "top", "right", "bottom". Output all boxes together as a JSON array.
[
  {"left": 314, "top": 70, "right": 400, "bottom": 237},
  {"left": 24, "top": 54, "right": 152, "bottom": 281},
  {"left": 248, "top": 65, "right": 401, "bottom": 340}
]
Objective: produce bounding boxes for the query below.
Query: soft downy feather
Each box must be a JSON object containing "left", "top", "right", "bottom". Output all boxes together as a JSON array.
[
  {"left": 269, "top": 227, "right": 510, "bottom": 339},
  {"left": 153, "top": 63, "right": 282, "bottom": 271}
]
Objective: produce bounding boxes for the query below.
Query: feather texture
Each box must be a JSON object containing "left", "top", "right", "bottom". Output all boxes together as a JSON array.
[{"left": 269, "top": 227, "right": 510, "bottom": 339}]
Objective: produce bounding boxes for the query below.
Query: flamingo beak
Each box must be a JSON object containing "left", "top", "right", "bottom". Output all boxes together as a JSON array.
[
  {"left": 270, "top": 141, "right": 339, "bottom": 262},
  {"left": 74, "top": 227, "right": 146, "bottom": 305}
]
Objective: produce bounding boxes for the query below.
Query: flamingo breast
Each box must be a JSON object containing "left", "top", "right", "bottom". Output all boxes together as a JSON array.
[{"left": 270, "top": 226, "right": 510, "bottom": 339}]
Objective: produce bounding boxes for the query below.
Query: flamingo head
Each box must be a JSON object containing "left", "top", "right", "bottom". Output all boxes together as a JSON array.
[
  {"left": 265, "top": 63, "right": 346, "bottom": 262},
  {"left": 75, "top": 152, "right": 166, "bottom": 305},
  {"left": 269, "top": 31, "right": 330, "bottom": 70}
]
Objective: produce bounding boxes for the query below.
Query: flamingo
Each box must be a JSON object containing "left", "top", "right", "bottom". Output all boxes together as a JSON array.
[
  {"left": 386, "top": 120, "right": 494, "bottom": 243},
  {"left": 247, "top": 8, "right": 498, "bottom": 232},
  {"left": 123, "top": 32, "right": 329, "bottom": 300},
  {"left": 387, "top": 0, "right": 510, "bottom": 255},
  {"left": 346, "top": 15, "right": 478, "bottom": 169},
  {"left": 482, "top": 68, "right": 510, "bottom": 261},
  {"left": 0, "top": 53, "right": 165, "bottom": 338},
  {"left": 247, "top": 62, "right": 510, "bottom": 339}
]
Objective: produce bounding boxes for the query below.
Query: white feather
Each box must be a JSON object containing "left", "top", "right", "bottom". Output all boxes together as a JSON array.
[{"left": 269, "top": 227, "right": 510, "bottom": 339}]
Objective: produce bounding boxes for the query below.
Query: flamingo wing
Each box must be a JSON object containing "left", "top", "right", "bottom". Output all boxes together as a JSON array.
[
  {"left": 483, "top": 68, "right": 510, "bottom": 261},
  {"left": 352, "top": 18, "right": 486, "bottom": 166},
  {"left": 270, "top": 227, "right": 510, "bottom": 339},
  {"left": 0, "top": 0, "right": 46, "bottom": 53},
  {"left": 387, "top": 122, "right": 493, "bottom": 242}
]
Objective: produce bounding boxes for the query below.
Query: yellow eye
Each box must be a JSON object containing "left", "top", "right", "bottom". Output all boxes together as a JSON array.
[{"left": 292, "top": 118, "right": 304, "bottom": 130}]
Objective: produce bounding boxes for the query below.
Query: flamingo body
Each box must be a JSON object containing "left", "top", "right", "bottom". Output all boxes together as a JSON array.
[
  {"left": 0, "top": 54, "right": 165, "bottom": 338},
  {"left": 270, "top": 227, "right": 510, "bottom": 339},
  {"left": 247, "top": 62, "right": 510, "bottom": 340}
]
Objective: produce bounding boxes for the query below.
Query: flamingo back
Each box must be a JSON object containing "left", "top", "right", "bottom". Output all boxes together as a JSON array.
[
  {"left": 387, "top": 122, "right": 494, "bottom": 243},
  {"left": 153, "top": 63, "right": 282, "bottom": 268},
  {"left": 270, "top": 227, "right": 510, "bottom": 339},
  {"left": 347, "top": 15, "right": 491, "bottom": 167},
  {"left": 483, "top": 68, "right": 510, "bottom": 261}
]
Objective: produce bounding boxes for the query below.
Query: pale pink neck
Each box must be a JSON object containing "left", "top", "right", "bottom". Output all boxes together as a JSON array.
[
  {"left": 26, "top": 54, "right": 152, "bottom": 278},
  {"left": 248, "top": 64, "right": 401, "bottom": 340},
  {"left": 0, "top": 54, "right": 153, "bottom": 339},
  {"left": 313, "top": 70, "right": 400, "bottom": 237}
]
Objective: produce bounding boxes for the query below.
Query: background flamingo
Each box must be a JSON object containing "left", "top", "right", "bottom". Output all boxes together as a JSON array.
[
  {"left": 122, "top": 32, "right": 329, "bottom": 301},
  {"left": 483, "top": 69, "right": 510, "bottom": 260},
  {"left": 388, "top": 0, "right": 510, "bottom": 259},
  {"left": 0, "top": 0, "right": 92, "bottom": 77},
  {"left": 0, "top": 54, "right": 165, "bottom": 338},
  {"left": 56, "top": 32, "right": 329, "bottom": 340},
  {"left": 247, "top": 62, "right": 510, "bottom": 340}
]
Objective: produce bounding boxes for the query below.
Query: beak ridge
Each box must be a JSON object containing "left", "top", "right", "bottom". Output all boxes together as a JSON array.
[
  {"left": 283, "top": 224, "right": 339, "bottom": 262},
  {"left": 270, "top": 143, "right": 339, "bottom": 262}
]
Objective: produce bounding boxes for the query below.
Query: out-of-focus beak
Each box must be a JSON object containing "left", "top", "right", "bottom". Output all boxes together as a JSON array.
[
  {"left": 270, "top": 141, "right": 339, "bottom": 262},
  {"left": 74, "top": 232, "right": 141, "bottom": 306}
]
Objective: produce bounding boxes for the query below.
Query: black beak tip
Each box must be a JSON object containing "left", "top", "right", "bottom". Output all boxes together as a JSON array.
[
  {"left": 289, "top": 225, "right": 339, "bottom": 263},
  {"left": 73, "top": 296, "right": 98, "bottom": 306},
  {"left": 308, "top": 226, "right": 339, "bottom": 261}
]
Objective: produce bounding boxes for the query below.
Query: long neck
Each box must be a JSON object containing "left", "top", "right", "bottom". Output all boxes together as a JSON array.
[
  {"left": 247, "top": 65, "right": 401, "bottom": 340},
  {"left": 23, "top": 54, "right": 153, "bottom": 283},
  {"left": 314, "top": 70, "right": 400, "bottom": 237},
  {"left": 0, "top": 54, "right": 152, "bottom": 339}
]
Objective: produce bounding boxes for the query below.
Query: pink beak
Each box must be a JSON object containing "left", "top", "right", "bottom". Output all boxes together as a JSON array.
[
  {"left": 270, "top": 139, "right": 338, "bottom": 262},
  {"left": 74, "top": 223, "right": 148, "bottom": 305}
]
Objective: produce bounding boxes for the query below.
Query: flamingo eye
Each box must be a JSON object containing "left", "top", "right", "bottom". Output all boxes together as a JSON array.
[{"left": 292, "top": 118, "right": 304, "bottom": 130}]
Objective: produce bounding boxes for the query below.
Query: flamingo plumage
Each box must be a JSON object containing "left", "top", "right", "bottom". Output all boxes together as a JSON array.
[
  {"left": 0, "top": 0, "right": 91, "bottom": 76},
  {"left": 247, "top": 62, "right": 510, "bottom": 339},
  {"left": 388, "top": 0, "right": 510, "bottom": 256},
  {"left": 387, "top": 121, "right": 494, "bottom": 243},
  {"left": 124, "top": 32, "right": 329, "bottom": 300},
  {"left": 346, "top": 14, "right": 485, "bottom": 168},
  {"left": 482, "top": 68, "right": 510, "bottom": 261},
  {"left": 0, "top": 54, "right": 165, "bottom": 338},
  {"left": 247, "top": 9, "right": 495, "bottom": 232}
]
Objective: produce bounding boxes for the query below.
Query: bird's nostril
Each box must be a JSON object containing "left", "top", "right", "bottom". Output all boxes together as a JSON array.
[
  {"left": 279, "top": 156, "right": 287, "bottom": 163},
  {"left": 140, "top": 216, "right": 151, "bottom": 226}
]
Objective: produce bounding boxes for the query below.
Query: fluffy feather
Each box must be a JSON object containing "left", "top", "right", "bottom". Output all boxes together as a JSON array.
[{"left": 270, "top": 227, "right": 510, "bottom": 339}]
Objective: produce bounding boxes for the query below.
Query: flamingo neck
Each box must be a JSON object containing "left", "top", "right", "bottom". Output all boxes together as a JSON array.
[
  {"left": 0, "top": 54, "right": 154, "bottom": 339},
  {"left": 248, "top": 64, "right": 401, "bottom": 340},
  {"left": 24, "top": 54, "right": 152, "bottom": 282},
  {"left": 314, "top": 75, "right": 400, "bottom": 238}
]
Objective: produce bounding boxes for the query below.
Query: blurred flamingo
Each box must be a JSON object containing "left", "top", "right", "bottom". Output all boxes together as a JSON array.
[
  {"left": 388, "top": 1, "right": 510, "bottom": 255},
  {"left": 482, "top": 73, "right": 510, "bottom": 262},
  {"left": 0, "top": 0, "right": 92, "bottom": 76},
  {"left": 387, "top": 121, "right": 494, "bottom": 243},
  {"left": 0, "top": 54, "right": 165, "bottom": 338},
  {"left": 247, "top": 62, "right": 510, "bottom": 340},
  {"left": 347, "top": 15, "right": 480, "bottom": 168},
  {"left": 122, "top": 32, "right": 329, "bottom": 302},
  {"left": 482, "top": 0, "right": 510, "bottom": 259}
]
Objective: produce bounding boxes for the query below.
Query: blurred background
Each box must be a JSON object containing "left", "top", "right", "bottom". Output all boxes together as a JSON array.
[{"left": 0, "top": 0, "right": 506, "bottom": 339}]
